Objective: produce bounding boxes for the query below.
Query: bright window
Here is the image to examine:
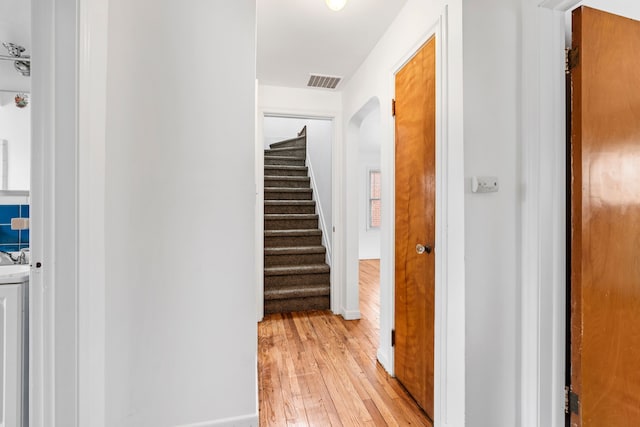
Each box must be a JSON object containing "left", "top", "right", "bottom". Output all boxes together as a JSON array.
[{"left": 369, "top": 170, "right": 381, "bottom": 229}]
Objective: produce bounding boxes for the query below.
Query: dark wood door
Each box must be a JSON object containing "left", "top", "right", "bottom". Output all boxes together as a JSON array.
[
  {"left": 570, "top": 6, "right": 640, "bottom": 427},
  {"left": 394, "top": 36, "right": 436, "bottom": 418}
]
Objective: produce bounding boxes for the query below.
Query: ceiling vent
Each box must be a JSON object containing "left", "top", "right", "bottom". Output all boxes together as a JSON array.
[{"left": 307, "top": 74, "right": 342, "bottom": 90}]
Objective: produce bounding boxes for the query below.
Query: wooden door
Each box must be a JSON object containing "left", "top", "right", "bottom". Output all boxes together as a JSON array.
[
  {"left": 394, "top": 36, "right": 436, "bottom": 418},
  {"left": 570, "top": 6, "right": 640, "bottom": 427}
]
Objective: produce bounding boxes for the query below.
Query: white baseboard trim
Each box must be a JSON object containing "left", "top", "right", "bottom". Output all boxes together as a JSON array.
[
  {"left": 176, "top": 413, "right": 258, "bottom": 427},
  {"left": 341, "top": 309, "right": 361, "bottom": 320},
  {"left": 377, "top": 347, "right": 393, "bottom": 375}
]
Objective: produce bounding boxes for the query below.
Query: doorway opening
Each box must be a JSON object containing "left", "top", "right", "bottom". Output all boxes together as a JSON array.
[{"left": 355, "top": 101, "right": 382, "bottom": 330}]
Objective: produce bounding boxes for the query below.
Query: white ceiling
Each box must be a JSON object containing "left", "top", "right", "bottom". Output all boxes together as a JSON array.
[
  {"left": 257, "top": 0, "right": 408, "bottom": 90},
  {"left": 0, "top": 0, "right": 30, "bottom": 94},
  {"left": 1, "top": 0, "right": 407, "bottom": 94}
]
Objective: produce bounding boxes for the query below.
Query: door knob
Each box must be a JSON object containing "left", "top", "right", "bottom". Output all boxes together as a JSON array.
[{"left": 416, "top": 244, "right": 433, "bottom": 255}]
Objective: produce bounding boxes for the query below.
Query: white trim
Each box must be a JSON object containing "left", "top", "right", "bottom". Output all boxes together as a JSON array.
[
  {"left": 77, "top": 0, "right": 108, "bottom": 424},
  {"left": 256, "top": 108, "right": 342, "bottom": 318},
  {"left": 540, "top": 0, "right": 580, "bottom": 9},
  {"left": 176, "top": 413, "right": 259, "bottom": 427},
  {"left": 306, "top": 155, "right": 333, "bottom": 266},
  {"left": 31, "top": 0, "right": 86, "bottom": 425},
  {"left": 341, "top": 309, "right": 361, "bottom": 321},
  {"left": 255, "top": 86, "right": 264, "bottom": 322},
  {"left": 520, "top": 1, "right": 579, "bottom": 426}
]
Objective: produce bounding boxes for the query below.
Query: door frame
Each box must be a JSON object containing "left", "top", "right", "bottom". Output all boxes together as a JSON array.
[
  {"left": 255, "top": 108, "right": 342, "bottom": 321},
  {"left": 31, "top": 0, "right": 108, "bottom": 425},
  {"left": 520, "top": 1, "right": 580, "bottom": 426},
  {"left": 383, "top": 8, "right": 466, "bottom": 426}
]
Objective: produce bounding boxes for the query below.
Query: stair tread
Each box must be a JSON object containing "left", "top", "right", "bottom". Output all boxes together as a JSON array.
[
  {"left": 265, "top": 149, "right": 305, "bottom": 157},
  {"left": 264, "top": 284, "right": 330, "bottom": 300},
  {"left": 264, "top": 264, "right": 330, "bottom": 276},
  {"left": 264, "top": 175, "right": 310, "bottom": 181},
  {"left": 265, "top": 200, "right": 315, "bottom": 205},
  {"left": 265, "top": 213, "right": 318, "bottom": 219},
  {"left": 265, "top": 246, "right": 326, "bottom": 255},
  {"left": 265, "top": 187, "right": 312, "bottom": 192},
  {"left": 269, "top": 135, "right": 306, "bottom": 149},
  {"left": 264, "top": 155, "right": 305, "bottom": 160},
  {"left": 266, "top": 146, "right": 305, "bottom": 151},
  {"left": 264, "top": 165, "right": 308, "bottom": 170},
  {"left": 265, "top": 229, "right": 322, "bottom": 236}
]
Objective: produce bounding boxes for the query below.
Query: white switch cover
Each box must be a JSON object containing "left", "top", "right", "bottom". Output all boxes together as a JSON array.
[{"left": 471, "top": 176, "right": 499, "bottom": 193}]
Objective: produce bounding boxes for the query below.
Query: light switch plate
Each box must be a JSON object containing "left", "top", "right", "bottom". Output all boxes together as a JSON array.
[{"left": 471, "top": 176, "right": 499, "bottom": 193}]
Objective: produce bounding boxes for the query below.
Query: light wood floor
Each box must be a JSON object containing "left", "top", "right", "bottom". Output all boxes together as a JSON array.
[{"left": 258, "top": 259, "right": 433, "bottom": 426}]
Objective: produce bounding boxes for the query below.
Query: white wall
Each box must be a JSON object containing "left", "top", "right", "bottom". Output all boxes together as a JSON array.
[
  {"left": 463, "top": 0, "right": 520, "bottom": 425},
  {"left": 0, "top": 98, "right": 30, "bottom": 190},
  {"left": 358, "top": 111, "right": 381, "bottom": 260},
  {"left": 105, "top": 1, "right": 257, "bottom": 425},
  {"left": 262, "top": 116, "right": 333, "bottom": 248}
]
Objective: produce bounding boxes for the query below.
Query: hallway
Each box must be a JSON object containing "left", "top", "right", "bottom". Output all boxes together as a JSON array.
[{"left": 258, "top": 260, "right": 433, "bottom": 426}]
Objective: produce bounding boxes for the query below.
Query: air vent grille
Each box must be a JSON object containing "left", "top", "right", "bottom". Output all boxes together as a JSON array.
[{"left": 307, "top": 74, "right": 342, "bottom": 89}]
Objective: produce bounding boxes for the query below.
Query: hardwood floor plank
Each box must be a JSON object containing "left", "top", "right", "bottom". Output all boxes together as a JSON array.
[
  {"left": 272, "top": 317, "right": 309, "bottom": 425},
  {"left": 292, "top": 313, "right": 343, "bottom": 426},
  {"left": 259, "top": 317, "right": 289, "bottom": 426},
  {"left": 363, "top": 399, "right": 388, "bottom": 427},
  {"left": 258, "top": 260, "right": 432, "bottom": 427}
]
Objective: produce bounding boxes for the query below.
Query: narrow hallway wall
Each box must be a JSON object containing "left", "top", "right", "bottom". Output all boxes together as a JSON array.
[{"left": 104, "top": 1, "right": 258, "bottom": 425}]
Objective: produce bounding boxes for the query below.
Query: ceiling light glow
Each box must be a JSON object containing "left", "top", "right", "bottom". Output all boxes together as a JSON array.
[{"left": 325, "top": 0, "right": 347, "bottom": 11}]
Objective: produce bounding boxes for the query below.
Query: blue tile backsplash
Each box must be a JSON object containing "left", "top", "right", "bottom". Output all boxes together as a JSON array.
[{"left": 0, "top": 205, "right": 29, "bottom": 251}]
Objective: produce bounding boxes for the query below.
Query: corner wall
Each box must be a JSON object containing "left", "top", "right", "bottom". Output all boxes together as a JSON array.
[
  {"left": 463, "top": 0, "right": 520, "bottom": 425},
  {"left": 104, "top": 1, "right": 257, "bottom": 425}
]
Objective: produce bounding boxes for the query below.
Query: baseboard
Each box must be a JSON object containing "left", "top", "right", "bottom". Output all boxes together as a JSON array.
[
  {"left": 341, "top": 309, "right": 361, "bottom": 320},
  {"left": 377, "top": 347, "right": 393, "bottom": 376},
  {"left": 176, "top": 413, "right": 258, "bottom": 427}
]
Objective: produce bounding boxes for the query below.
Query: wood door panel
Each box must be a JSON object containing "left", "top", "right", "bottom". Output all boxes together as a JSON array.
[
  {"left": 571, "top": 7, "right": 640, "bottom": 426},
  {"left": 394, "top": 36, "right": 436, "bottom": 418}
]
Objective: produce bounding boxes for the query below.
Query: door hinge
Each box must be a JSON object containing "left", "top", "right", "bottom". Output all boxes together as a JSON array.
[
  {"left": 392, "top": 99, "right": 396, "bottom": 117},
  {"left": 391, "top": 329, "right": 396, "bottom": 346},
  {"left": 566, "top": 47, "right": 580, "bottom": 74},
  {"left": 564, "top": 386, "right": 580, "bottom": 415}
]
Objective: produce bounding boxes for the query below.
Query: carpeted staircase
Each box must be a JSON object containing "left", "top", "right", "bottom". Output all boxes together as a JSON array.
[{"left": 264, "top": 127, "right": 331, "bottom": 314}]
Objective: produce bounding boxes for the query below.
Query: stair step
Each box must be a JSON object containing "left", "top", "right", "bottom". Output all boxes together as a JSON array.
[
  {"left": 265, "top": 229, "right": 323, "bottom": 248},
  {"left": 265, "top": 146, "right": 305, "bottom": 158},
  {"left": 265, "top": 200, "right": 315, "bottom": 214},
  {"left": 264, "top": 176, "right": 310, "bottom": 189},
  {"left": 264, "top": 156, "right": 306, "bottom": 166},
  {"left": 265, "top": 264, "right": 330, "bottom": 276},
  {"left": 269, "top": 135, "right": 306, "bottom": 149},
  {"left": 265, "top": 246, "right": 326, "bottom": 255},
  {"left": 264, "top": 165, "right": 308, "bottom": 177},
  {"left": 265, "top": 270, "right": 329, "bottom": 287},
  {"left": 265, "top": 187, "right": 313, "bottom": 200},
  {"left": 264, "top": 284, "right": 330, "bottom": 300},
  {"left": 264, "top": 264, "right": 330, "bottom": 288},
  {"left": 264, "top": 214, "right": 318, "bottom": 230},
  {"left": 264, "top": 246, "right": 327, "bottom": 267},
  {"left": 264, "top": 295, "right": 330, "bottom": 314}
]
